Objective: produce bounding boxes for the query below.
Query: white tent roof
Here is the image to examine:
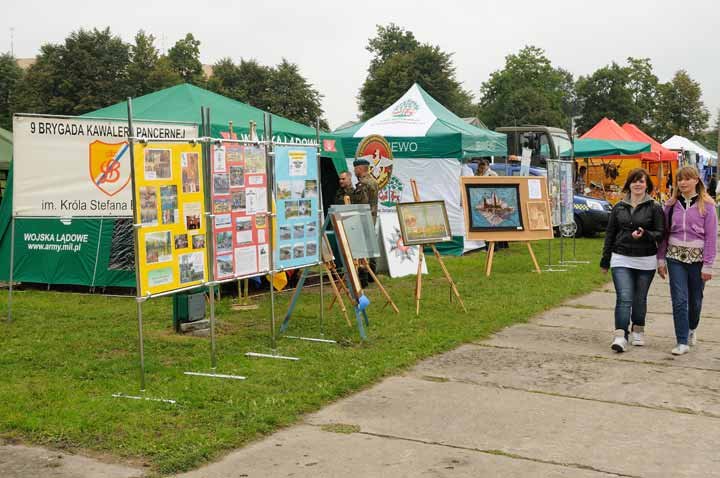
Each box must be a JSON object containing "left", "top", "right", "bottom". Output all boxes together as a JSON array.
[{"left": 663, "top": 135, "right": 717, "bottom": 160}]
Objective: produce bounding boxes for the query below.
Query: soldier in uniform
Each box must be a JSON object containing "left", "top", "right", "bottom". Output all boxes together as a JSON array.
[
  {"left": 352, "top": 158, "right": 379, "bottom": 222},
  {"left": 351, "top": 158, "right": 379, "bottom": 287},
  {"left": 333, "top": 171, "right": 354, "bottom": 205}
]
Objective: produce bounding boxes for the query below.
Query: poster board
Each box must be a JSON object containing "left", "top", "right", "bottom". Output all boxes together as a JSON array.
[
  {"left": 133, "top": 142, "right": 208, "bottom": 296},
  {"left": 396, "top": 200, "right": 452, "bottom": 246},
  {"left": 210, "top": 142, "right": 270, "bottom": 280},
  {"left": 460, "top": 176, "right": 553, "bottom": 242},
  {"left": 12, "top": 114, "right": 196, "bottom": 217},
  {"left": 378, "top": 212, "right": 427, "bottom": 278},
  {"left": 273, "top": 145, "right": 320, "bottom": 269}
]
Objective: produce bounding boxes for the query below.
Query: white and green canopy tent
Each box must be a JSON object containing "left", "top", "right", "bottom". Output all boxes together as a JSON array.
[{"left": 335, "top": 83, "right": 507, "bottom": 255}]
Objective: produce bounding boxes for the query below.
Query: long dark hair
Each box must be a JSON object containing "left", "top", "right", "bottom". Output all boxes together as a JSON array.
[{"left": 621, "top": 168, "right": 654, "bottom": 194}]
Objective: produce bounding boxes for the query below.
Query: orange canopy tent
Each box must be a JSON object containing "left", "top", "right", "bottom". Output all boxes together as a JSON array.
[{"left": 578, "top": 118, "right": 677, "bottom": 203}]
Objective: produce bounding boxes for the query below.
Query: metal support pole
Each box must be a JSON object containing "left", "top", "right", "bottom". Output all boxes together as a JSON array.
[
  {"left": 7, "top": 216, "right": 15, "bottom": 322},
  {"left": 209, "top": 283, "right": 217, "bottom": 369},
  {"left": 137, "top": 299, "right": 146, "bottom": 391},
  {"left": 245, "top": 112, "right": 299, "bottom": 360}
]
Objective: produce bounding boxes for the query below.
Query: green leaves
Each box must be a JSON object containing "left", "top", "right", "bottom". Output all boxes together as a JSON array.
[
  {"left": 359, "top": 24, "right": 474, "bottom": 120},
  {"left": 0, "top": 53, "right": 23, "bottom": 130},
  {"left": 478, "top": 46, "right": 572, "bottom": 129}
]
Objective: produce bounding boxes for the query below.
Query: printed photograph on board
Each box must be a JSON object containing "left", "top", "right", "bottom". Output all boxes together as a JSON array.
[
  {"left": 279, "top": 245, "right": 292, "bottom": 261},
  {"left": 174, "top": 233, "right": 188, "bottom": 249},
  {"left": 279, "top": 225, "right": 292, "bottom": 241},
  {"left": 179, "top": 252, "right": 204, "bottom": 283},
  {"left": 527, "top": 201, "right": 551, "bottom": 231},
  {"left": 245, "top": 146, "right": 266, "bottom": 173},
  {"left": 139, "top": 186, "right": 158, "bottom": 225},
  {"left": 145, "top": 231, "right": 172, "bottom": 264},
  {"left": 465, "top": 184, "right": 523, "bottom": 231},
  {"left": 144, "top": 149, "right": 171, "bottom": 180},
  {"left": 216, "top": 254, "right": 234, "bottom": 277},
  {"left": 293, "top": 223, "right": 305, "bottom": 239},
  {"left": 235, "top": 217, "right": 253, "bottom": 244},
  {"left": 306, "top": 241, "right": 317, "bottom": 256},
  {"left": 293, "top": 243, "right": 305, "bottom": 259},
  {"left": 298, "top": 199, "right": 312, "bottom": 217},
  {"left": 255, "top": 214, "right": 267, "bottom": 228},
  {"left": 214, "top": 197, "right": 231, "bottom": 214},
  {"left": 215, "top": 214, "right": 231, "bottom": 228},
  {"left": 184, "top": 202, "right": 202, "bottom": 230},
  {"left": 284, "top": 200, "right": 299, "bottom": 218},
  {"left": 306, "top": 220, "right": 317, "bottom": 236},
  {"left": 231, "top": 190, "right": 246, "bottom": 211},
  {"left": 213, "top": 147, "right": 226, "bottom": 173},
  {"left": 229, "top": 165, "right": 244, "bottom": 187},
  {"left": 277, "top": 181, "right": 292, "bottom": 200},
  {"left": 181, "top": 152, "right": 200, "bottom": 193},
  {"left": 225, "top": 145, "right": 242, "bottom": 163},
  {"left": 216, "top": 231, "right": 233, "bottom": 253},
  {"left": 160, "top": 185, "right": 178, "bottom": 224},
  {"left": 192, "top": 234, "right": 205, "bottom": 249},
  {"left": 304, "top": 180, "right": 318, "bottom": 198},
  {"left": 396, "top": 201, "right": 452, "bottom": 246},
  {"left": 214, "top": 173, "right": 230, "bottom": 195}
]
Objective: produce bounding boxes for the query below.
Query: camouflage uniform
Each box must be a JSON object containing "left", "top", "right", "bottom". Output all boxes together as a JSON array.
[
  {"left": 353, "top": 174, "right": 379, "bottom": 221},
  {"left": 334, "top": 186, "right": 354, "bottom": 205}
]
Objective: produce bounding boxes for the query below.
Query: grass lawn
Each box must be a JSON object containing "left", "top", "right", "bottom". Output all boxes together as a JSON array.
[{"left": 0, "top": 238, "right": 606, "bottom": 475}]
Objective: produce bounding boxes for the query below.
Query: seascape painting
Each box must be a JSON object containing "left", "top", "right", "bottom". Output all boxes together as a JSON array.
[{"left": 466, "top": 184, "right": 523, "bottom": 231}]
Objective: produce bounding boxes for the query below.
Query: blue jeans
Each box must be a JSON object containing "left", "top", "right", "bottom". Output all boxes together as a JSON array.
[
  {"left": 667, "top": 259, "right": 705, "bottom": 345},
  {"left": 611, "top": 267, "right": 656, "bottom": 337}
]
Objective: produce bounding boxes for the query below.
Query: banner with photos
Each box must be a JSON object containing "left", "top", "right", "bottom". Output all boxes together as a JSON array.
[
  {"left": 210, "top": 143, "right": 270, "bottom": 280},
  {"left": 133, "top": 142, "right": 208, "bottom": 296},
  {"left": 274, "top": 145, "right": 320, "bottom": 269}
]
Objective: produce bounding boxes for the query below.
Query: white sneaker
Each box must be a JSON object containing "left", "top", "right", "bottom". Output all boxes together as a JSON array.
[
  {"left": 630, "top": 326, "right": 645, "bottom": 346},
  {"left": 611, "top": 330, "right": 628, "bottom": 353},
  {"left": 671, "top": 344, "right": 690, "bottom": 355},
  {"left": 689, "top": 329, "right": 697, "bottom": 346}
]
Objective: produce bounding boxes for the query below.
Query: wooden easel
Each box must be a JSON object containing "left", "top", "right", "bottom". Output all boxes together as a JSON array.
[
  {"left": 338, "top": 196, "right": 399, "bottom": 314},
  {"left": 483, "top": 241, "right": 541, "bottom": 277},
  {"left": 322, "top": 255, "right": 352, "bottom": 327},
  {"left": 410, "top": 179, "right": 467, "bottom": 316}
]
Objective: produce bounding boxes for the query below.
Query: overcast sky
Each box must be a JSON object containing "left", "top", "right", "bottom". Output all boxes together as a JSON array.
[{"left": 3, "top": 0, "right": 719, "bottom": 131}]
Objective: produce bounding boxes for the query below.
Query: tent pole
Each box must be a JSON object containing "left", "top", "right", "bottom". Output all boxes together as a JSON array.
[{"left": 7, "top": 215, "right": 15, "bottom": 322}]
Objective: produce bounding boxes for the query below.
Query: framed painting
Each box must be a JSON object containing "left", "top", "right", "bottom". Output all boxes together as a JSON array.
[
  {"left": 526, "top": 201, "right": 551, "bottom": 231},
  {"left": 327, "top": 204, "right": 380, "bottom": 259},
  {"left": 396, "top": 201, "right": 452, "bottom": 246},
  {"left": 464, "top": 183, "right": 523, "bottom": 232}
]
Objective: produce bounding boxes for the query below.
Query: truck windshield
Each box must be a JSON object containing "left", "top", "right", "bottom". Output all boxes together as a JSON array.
[{"left": 552, "top": 133, "right": 573, "bottom": 159}]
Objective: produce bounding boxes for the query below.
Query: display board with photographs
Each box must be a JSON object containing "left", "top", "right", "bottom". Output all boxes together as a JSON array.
[
  {"left": 210, "top": 143, "right": 270, "bottom": 280},
  {"left": 328, "top": 204, "right": 381, "bottom": 259},
  {"left": 546, "top": 159, "right": 576, "bottom": 227},
  {"left": 274, "top": 145, "right": 320, "bottom": 269},
  {"left": 396, "top": 201, "right": 452, "bottom": 246},
  {"left": 133, "top": 142, "right": 207, "bottom": 296},
  {"left": 460, "top": 176, "right": 553, "bottom": 242}
]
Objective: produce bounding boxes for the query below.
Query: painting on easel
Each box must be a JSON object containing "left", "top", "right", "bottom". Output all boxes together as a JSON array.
[
  {"left": 465, "top": 184, "right": 523, "bottom": 232},
  {"left": 396, "top": 201, "right": 452, "bottom": 247}
]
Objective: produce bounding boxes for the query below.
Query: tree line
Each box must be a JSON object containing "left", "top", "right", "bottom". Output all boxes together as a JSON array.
[{"left": 0, "top": 24, "right": 717, "bottom": 151}]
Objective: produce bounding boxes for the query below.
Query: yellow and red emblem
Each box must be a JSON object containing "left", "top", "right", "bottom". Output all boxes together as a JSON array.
[
  {"left": 89, "top": 140, "right": 131, "bottom": 196},
  {"left": 355, "top": 134, "right": 394, "bottom": 190}
]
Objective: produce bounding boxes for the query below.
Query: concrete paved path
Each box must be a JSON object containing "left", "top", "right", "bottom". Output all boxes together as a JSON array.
[{"left": 4, "top": 263, "right": 720, "bottom": 477}]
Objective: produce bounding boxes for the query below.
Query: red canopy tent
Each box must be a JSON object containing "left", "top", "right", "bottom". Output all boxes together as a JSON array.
[{"left": 579, "top": 118, "right": 677, "bottom": 202}]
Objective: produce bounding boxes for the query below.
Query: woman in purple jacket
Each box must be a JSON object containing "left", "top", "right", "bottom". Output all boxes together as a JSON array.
[{"left": 657, "top": 166, "right": 718, "bottom": 355}]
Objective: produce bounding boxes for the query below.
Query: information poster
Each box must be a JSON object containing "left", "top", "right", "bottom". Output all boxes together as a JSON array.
[
  {"left": 133, "top": 142, "right": 208, "bottom": 296},
  {"left": 210, "top": 143, "right": 270, "bottom": 280},
  {"left": 559, "top": 160, "right": 575, "bottom": 226},
  {"left": 546, "top": 160, "right": 562, "bottom": 227},
  {"left": 274, "top": 145, "right": 320, "bottom": 269}
]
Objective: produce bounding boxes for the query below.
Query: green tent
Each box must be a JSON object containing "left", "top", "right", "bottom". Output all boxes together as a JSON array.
[
  {"left": 573, "top": 138, "right": 651, "bottom": 158},
  {"left": 85, "top": 83, "right": 347, "bottom": 173},
  {"left": 0, "top": 127, "right": 11, "bottom": 201},
  {"left": 334, "top": 84, "right": 507, "bottom": 256},
  {"left": 335, "top": 83, "right": 506, "bottom": 159}
]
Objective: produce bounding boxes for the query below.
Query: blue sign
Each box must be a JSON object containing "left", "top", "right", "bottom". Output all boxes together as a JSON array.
[{"left": 274, "top": 145, "right": 320, "bottom": 269}]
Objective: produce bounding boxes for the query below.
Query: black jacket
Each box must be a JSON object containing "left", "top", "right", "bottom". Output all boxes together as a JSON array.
[{"left": 600, "top": 195, "right": 665, "bottom": 269}]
